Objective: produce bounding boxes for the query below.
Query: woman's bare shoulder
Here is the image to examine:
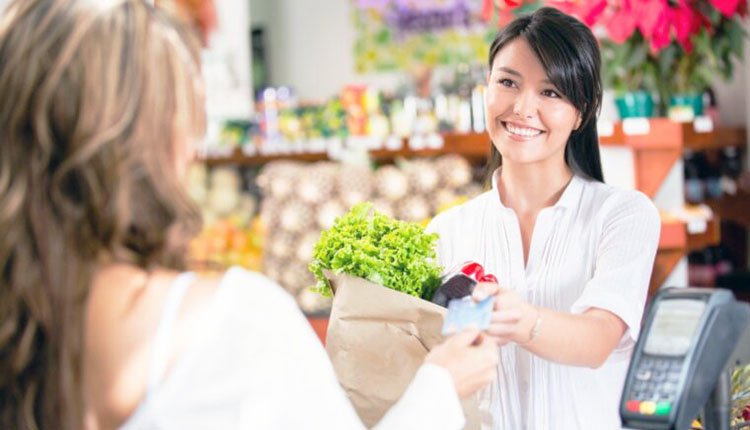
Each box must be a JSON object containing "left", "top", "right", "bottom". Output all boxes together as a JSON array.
[{"left": 84, "top": 264, "right": 222, "bottom": 428}]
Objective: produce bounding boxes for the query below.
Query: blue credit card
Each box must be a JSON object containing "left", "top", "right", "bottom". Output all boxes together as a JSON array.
[{"left": 441, "top": 296, "right": 495, "bottom": 336}]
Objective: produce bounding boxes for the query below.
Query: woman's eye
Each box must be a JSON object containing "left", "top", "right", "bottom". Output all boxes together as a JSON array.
[
  {"left": 542, "top": 89, "right": 561, "bottom": 98},
  {"left": 498, "top": 78, "right": 516, "bottom": 88}
]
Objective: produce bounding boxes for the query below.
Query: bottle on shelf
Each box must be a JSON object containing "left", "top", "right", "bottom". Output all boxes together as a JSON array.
[
  {"left": 684, "top": 150, "right": 706, "bottom": 205},
  {"left": 719, "top": 146, "right": 742, "bottom": 197}
]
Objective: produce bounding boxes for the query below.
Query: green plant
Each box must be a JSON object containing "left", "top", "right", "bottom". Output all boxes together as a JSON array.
[
  {"left": 657, "top": 10, "right": 747, "bottom": 97},
  {"left": 309, "top": 202, "right": 442, "bottom": 299},
  {"left": 601, "top": 31, "right": 660, "bottom": 95}
]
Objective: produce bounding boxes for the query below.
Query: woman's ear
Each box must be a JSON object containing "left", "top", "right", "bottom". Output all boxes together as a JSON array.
[{"left": 574, "top": 113, "right": 582, "bottom": 131}]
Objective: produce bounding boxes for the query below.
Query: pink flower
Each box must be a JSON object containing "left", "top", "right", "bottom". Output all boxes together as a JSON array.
[
  {"left": 709, "top": 0, "right": 743, "bottom": 17},
  {"left": 604, "top": 3, "right": 639, "bottom": 43},
  {"left": 672, "top": 0, "right": 697, "bottom": 51},
  {"left": 634, "top": 0, "right": 669, "bottom": 39},
  {"left": 549, "top": 0, "right": 608, "bottom": 27},
  {"left": 650, "top": 9, "right": 672, "bottom": 51}
]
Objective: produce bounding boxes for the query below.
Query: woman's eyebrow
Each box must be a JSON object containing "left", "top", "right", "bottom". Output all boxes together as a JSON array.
[{"left": 494, "top": 66, "right": 521, "bottom": 77}]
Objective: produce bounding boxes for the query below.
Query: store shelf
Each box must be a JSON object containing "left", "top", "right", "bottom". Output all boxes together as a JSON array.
[
  {"left": 201, "top": 121, "right": 745, "bottom": 167},
  {"left": 202, "top": 132, "right": 491, "bottom": 167},
  {"left": 682, "top": 125, "right": 746, "bottom": 151},
  {"left": 686, "top": 218, "right": 721, "bottom": 253},
  {"left": 598, "top": 118, "right": 746, "bottom": 150},
  {"left": 705, "top": 192, "right": 750, "bottom": 227},
  {"left": 651, "top": 218, "right": 721, "bottom": 294}
]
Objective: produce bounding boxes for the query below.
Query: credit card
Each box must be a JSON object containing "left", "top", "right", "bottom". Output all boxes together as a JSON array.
[{"left": 441, "top": 296, "right": 495, "bottom": 336}]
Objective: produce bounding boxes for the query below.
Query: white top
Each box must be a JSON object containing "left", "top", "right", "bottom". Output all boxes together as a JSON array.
[
  {"left": 426, "top": 171, "right": 660, "bottom": 430},
  {"left": 120, "top": 266, "right": 465, "bottom": 430}
]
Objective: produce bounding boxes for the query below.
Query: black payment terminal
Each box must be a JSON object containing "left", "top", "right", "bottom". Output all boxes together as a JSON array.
[{"left": 620, "top": 287, "right": 750, "bottom": 430}]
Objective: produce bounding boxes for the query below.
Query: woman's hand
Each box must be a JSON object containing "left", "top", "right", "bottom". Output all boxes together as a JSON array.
[
  {"left": 473, "top": 282, "right": 540, "bottom": 347},
  {"left": 425, "top": 329, "right": 499, "bottom": 399}
]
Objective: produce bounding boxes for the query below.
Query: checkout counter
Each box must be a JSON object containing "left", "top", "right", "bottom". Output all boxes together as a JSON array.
[{"left": 621, "top": 287, "right": 750, "bottom": 430}]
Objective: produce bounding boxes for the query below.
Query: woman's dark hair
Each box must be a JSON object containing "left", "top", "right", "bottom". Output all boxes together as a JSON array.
[{"left": 485, "top": 7, "right": 604, "bottom": 183}]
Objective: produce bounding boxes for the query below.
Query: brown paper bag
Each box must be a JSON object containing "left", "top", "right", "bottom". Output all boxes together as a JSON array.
[{"left": 325, "top": 272, "right": 480, "bottom": 429}]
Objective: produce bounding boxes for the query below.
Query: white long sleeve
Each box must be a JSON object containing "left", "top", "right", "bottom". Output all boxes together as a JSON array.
[{"left": 120, "top": 267, "right": 466, "bottom": 430}]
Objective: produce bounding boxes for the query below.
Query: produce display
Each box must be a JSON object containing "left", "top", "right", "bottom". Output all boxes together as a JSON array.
[{"left": 256, "top": 154, "right": 481, "bottom": 313}]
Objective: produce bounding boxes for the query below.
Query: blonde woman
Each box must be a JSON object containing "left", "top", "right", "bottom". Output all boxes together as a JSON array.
[{"left": 0, "top": 1, "right": 498, "bottom": 429}]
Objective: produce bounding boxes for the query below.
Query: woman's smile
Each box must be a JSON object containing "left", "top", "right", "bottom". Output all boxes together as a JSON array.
[{"left": 501, "top": 120, "right": 546, "bottom": 141}]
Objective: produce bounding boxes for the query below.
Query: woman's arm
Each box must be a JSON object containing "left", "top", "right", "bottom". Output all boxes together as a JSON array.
[
  {"left": 235, "top": 269, "right": 497, "bottom": 430},
  {"left": 475, "top": 284, "right": 625, "bottom": 368}
]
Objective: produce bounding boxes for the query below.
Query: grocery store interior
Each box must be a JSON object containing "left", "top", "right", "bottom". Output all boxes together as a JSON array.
[
  {"left": 2, "top": 0, "right": 750, "bottom": 428},
  {"left": 188, "top": 0, "right": 750, "bottom": 314}
]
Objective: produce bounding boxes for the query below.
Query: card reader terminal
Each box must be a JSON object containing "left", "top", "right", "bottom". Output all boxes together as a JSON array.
[{"left": 620, "top": 288, "right": 750, "bottom": 430}]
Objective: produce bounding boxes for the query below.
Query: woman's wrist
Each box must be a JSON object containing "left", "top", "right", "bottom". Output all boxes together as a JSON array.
[{"left": 517, "top": 306, "right": 542, "bottom": 346}]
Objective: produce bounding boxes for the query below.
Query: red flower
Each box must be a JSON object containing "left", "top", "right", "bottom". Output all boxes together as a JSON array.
[
  {"left": 634, "top": 0, "right": 670, "bottom": 39},
  {"left": 709, "top": 0, "right": 743, "bottom": 17},
  {"left": 549, "top": 0, "right": 608, "bottom": 27},
  {"left": 650, "top": 9, "right": 672, "bottom": 51},
  {"left": 672, "top": 0, "right": 698, "bottom": 51},
  {"left": 604, "top": 3, "right": 639, "bottom": 43}
]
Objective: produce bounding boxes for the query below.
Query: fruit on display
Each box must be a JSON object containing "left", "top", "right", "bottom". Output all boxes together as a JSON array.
[
  {"left": 338, "top": 164, "right": 374, "bottom": 208},
  {"left": 188, "top": 216, "right": 264, "bottom": 273},
  {"left": 279, "top": 200, "right": 314, "bottom": 233},
  {"left": 316, "top": 200, "right": 347, "bottom": 230},
  {"left": 435, "top": 154, "right": 473, "bottom": 188},
  {"left": 404, "top": 159, "right": 439, "bottom": 194},
  {"left": 374, "top": 165, "right": 410, "bottom": 201},
  {"left": 395, "top": 194, "right": 431, "bottom": 222},
  {"left": 296, "top": 163, "right": 336, "bottom": 204},
  {"left": 188, "top": 154, "right": 482, "bottom": 313}
]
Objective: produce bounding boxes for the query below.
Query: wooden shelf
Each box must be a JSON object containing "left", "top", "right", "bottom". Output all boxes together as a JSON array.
[
  {"left": 657, "top": 219, "right": 720, "bottom": 253},
  {"left": 683, "top": 125, "right": 746, "bottom": 151},
  {"left": 598, "top": 118, "right": 746, "bottom": 150},
  {"left": 201, "top": 121, "right": 745, "bottom": 167},
  {"left": 203, "top": 132, "right": 491, "bottom": 167},
  {"left": 651, "top": 218, "right": 721, "bottom": 294},
  {"left": 705, "top": 192, "right": 750, "bottom": 227},
  {"left": 686, "top": 218, "right": 721, "bottom": 253}
]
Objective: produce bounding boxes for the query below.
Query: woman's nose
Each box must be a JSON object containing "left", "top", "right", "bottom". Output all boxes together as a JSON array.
[{"left": 512, "top": 91, "right": 537, "bottom": 119}]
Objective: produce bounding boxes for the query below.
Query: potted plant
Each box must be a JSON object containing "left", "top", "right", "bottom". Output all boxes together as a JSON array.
[
  {"left": 557, "top": 0, "right": 747, "bottom": 121},
  {"left": 655, "top": 2, "right": 747, "bottom": 121},
  {"left": 601, "top": 31, "right": 660, "bottom": 118}
]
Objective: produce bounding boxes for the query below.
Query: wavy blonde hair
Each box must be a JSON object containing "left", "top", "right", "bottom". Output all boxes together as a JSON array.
[{"left": 0, "top": 1, "right": 205, "bottom": 428}]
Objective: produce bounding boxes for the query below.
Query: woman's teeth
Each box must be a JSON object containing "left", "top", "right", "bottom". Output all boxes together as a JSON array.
[{"left": 505, "top": 122, "right": 542, "bottom": 137}]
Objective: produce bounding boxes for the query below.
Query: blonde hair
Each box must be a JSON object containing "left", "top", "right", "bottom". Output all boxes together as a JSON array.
[{"left": 0, "top": 1, "right": 205, "bottom": 428}]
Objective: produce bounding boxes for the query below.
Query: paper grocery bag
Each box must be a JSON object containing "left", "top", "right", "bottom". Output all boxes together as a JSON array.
[{"left": 324, "top": 272, "right": 480, "bottom": 429}]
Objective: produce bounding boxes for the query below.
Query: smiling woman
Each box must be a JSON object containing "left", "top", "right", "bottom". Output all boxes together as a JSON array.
[
  {"left": 484, "top": 7, "right": 603, "bottom": 184},
  {"left": 427, "top": 7, "right": 661, "bottom": 429}
]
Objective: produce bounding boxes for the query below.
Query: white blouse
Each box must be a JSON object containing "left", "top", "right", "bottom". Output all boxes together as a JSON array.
[
  {"left": 427, "top": 170, "right": 660, "bottom": 430},
  {"left": 119, "top": 267, "right": 465, "bottom": 430}
]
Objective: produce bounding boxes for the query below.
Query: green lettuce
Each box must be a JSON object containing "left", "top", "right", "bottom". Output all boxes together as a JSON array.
[{"left": 309, "top": 202, "right": 442, "bottom": 299}]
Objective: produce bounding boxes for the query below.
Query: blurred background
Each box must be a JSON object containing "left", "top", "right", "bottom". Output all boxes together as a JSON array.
[{"left": 3, "top": 0, "right": 749, "bottom": 315}]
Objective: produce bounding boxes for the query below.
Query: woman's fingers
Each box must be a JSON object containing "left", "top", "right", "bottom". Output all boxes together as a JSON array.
[
  {"left": 473, "top": 282, "right": 501, "bottom": 301},
  {"left": 491, "top": 310, "right": 521, "bottom": 323},
  {"left": 486, "top": 323, "right": 516, "bottom": 337}
]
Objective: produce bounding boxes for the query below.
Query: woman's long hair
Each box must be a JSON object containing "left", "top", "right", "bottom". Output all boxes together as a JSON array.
[
  {"left": 485, "top": 7, "right": 604, "bottom": 183},
  {"left": 0, "top": 1, "right": 205, "bottom": 428}
]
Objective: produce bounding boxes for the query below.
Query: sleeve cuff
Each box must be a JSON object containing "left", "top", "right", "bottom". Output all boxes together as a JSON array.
[{"left": 374, "top": 363, "right": 465, "bottom": 430}]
